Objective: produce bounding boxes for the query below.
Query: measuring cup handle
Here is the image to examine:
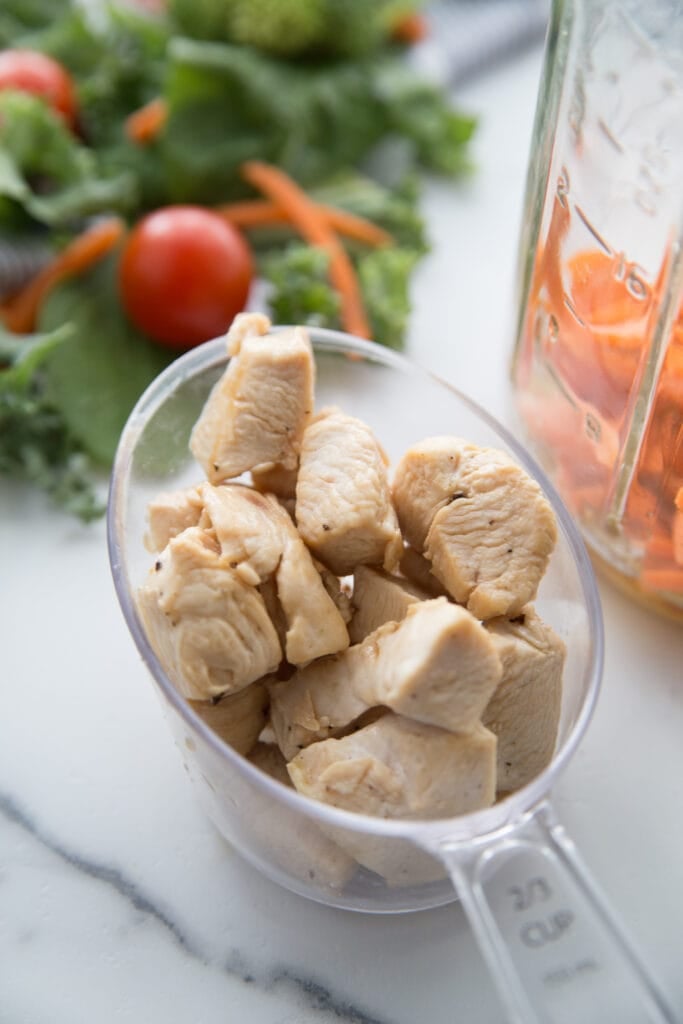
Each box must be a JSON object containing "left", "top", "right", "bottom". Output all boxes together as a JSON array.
[{"left": 430, "top": 800, "right": 676, "bottom": 1024}]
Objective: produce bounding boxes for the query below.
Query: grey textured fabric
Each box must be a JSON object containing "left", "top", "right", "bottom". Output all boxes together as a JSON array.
[{"left": 412, "top": 0, "right": 550, "bottom": 86}]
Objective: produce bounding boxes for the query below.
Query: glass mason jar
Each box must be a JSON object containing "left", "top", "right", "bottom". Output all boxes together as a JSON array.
[{"left": 511, "top": 0, "right": 683, "bottom": 622}]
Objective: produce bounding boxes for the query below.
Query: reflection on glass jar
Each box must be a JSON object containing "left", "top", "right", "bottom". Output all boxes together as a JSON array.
[{"left": 511, "top": 0, "right": 683, "bottom": 621}]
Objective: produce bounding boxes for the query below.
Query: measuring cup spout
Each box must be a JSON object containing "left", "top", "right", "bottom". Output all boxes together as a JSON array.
[{"left": 426, "top": 801, "right": 677, "bottom": 1024}]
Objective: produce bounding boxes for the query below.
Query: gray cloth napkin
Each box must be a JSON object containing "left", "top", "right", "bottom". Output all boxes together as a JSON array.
[{"left": 414, "top": 0, "right": 550, "bottom": 86}]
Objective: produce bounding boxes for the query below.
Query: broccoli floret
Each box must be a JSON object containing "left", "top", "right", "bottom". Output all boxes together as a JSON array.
[
  {"left": 169, "top": 0, "right": 327, "bottom": 55},
  {"left": 168, "top": 0, "right": 409, "bottom": 58},
  {"left": 227, "top": 0, "right": 326, "bottom": 57},
  {"left": 167, "top": 0, "right": 235, "bottom": 42},
  {"left": 316, "top": 0, "right": 386, "bottom": 58},
  {"left": 262, "top": 243, "right": 340, "bottom": 329}
]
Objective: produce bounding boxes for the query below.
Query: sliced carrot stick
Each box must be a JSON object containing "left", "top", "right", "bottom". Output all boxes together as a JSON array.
[
  {"left": 639, "top": 566, "right": 683, "bottom": 593},
  {"left": 217, "top": 198, "right": 394, "bottom": 248},
  {"left": 673, "top": 512, "right": 683, "bottom": 566},
  {"left": 125, "top": 97, "right": 168, "bottom": 145},
  {"left": 240, "top": 161, "right": 372, "bottom": 339},
  {"left": 1, "top": 217, "right": 126, "bottom": 334}
]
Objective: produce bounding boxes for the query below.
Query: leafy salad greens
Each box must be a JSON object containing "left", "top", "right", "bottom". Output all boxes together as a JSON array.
[{"left": 0, "top": 0, "right": 476, "bottom": 518}]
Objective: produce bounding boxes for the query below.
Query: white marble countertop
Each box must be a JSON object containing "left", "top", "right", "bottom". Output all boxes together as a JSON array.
[{"left": 2, "top": 46, "right": 683, "bottom": 1024}]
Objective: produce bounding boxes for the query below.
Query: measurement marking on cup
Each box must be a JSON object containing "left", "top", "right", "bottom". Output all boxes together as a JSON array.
[
  {"left": 563, "top": 294, "right": 587, "bottom": 327},
  {"left": 556, "top": 166, "right": 570, "bottom": 207},
  {"left": 520, "top": 909, "right": 575, "bottom": 948},
  {"left": 508, "top": 876, "right": 552, "bottom": 912},
  {"left": 543, "top": 957, "right": 601, "bottom": 987},
  {"left": 597, "top": 117, "right": 624, "bottom": 153},
  {"left": 507, "top": 875, "right": 585, "bottom": 965},
  {"left": 574, "top": 205, "right": 612, "bottom": 254}
]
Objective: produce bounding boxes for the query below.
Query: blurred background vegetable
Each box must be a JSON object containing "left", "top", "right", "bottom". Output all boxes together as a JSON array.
[
  {"left": 0, "top": 0, "right": 476, "bottom": 518},
  {"left": 118, "top": 205, "right": 254, "bottom": 348}
]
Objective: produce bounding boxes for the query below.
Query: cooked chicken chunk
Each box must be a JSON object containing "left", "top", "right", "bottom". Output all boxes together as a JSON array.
[
  {"left": 200, "top": 483, "right": 349, "bottom": 664},
  {"left": 251, "top": 463, "right": 299, "bottom": 501},
  {"left": 137, "top": 526, "right": 282, "bottom": 701},
  {"left": 200, "top": 483, "right": 284, "bottom": 585},
  {"left": 248, "top": 740, "right": 292, "bottom": 785},
  {"left": 393, "top": 437, "right": 557, "bottom": 619},
  {"left": 189, "top": 680, "right": 268, "bottom": 756},
  {"left": 190, "top": 314, "right": 314, "bottom": 484},
  {"left": 336, "top": 834, "right": 447, "bottom": 888},
  {"left": 348, "top": 565, "right": 432, "bottom": 644},
  {"left": 276, "top": 539, "right": 350, "bottom": 664},
  {"left": 270, "top": 597, "right": 502, "bottom": 759},
  {"left": 398, "top": 546, "right": 448, "bottom": 598},
  {"left": 247, "top": 741, "right": 357, "bottom": 890},
  {"left": 483, "top": 607, "right": 565, "bottom": 792},
  {"left": 287, "top": 714, "right": 497, "bottom": 819},
  {"left": 392, "top": 436, "right": 468, "bottom": 550},
  {"left": 295, "top": 407, "right": 402, "bottom": 576},
  {"left": 257, "top": 576, "right": 288, "bottom": 654},
  {"left": 144, "top": 485, "right": 204, "bottom": 552}
]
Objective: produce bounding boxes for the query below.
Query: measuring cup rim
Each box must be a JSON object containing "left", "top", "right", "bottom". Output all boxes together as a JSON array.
[{"left": 107, "top": 327, "right": 605, "bottom": 847}]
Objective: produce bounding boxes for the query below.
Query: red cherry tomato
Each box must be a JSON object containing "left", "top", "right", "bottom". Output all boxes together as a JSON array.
[
  {"left": 118, "top": 206, "right": 254, "bottom": 350},
  {"left": 0, "top": 50, "right": 78, "bottom": 129}
]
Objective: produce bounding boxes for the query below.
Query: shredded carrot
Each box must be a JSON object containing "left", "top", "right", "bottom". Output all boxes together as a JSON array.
[
  {"left": 241, "top": 161, "right": 372, "bottom": 339},
  {"left": 217, "top": 198, "right": 394, "bottom": 248},
  {"left": 640, "top": 567, "right": 683, "bottom": 593},
  {"left": 390, "top": 11, "right": 429, "bottom": 44},
  {"left": 125, "top": 97, "right": 168, "bottom": 145},
  {"left": 1, "top": 217, "right": 126, "bottom": 334},
  {"left": 674, "top": 512, "right": 683, "bottom": 565}
]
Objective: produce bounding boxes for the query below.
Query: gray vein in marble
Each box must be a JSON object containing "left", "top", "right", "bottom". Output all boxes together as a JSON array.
[{"left": 0, "top": 791, "right": 389, "bottom": 1024}]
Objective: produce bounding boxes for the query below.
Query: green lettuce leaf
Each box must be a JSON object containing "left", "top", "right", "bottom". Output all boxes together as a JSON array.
[
  {"left": 160, "top": 36, "right": 474, "bottom": 204},
  {"left": 40, "top": 256, "right": 172, "bottom": 465},
  {"left": 0, "top": 91, "right": 136, "bottom": 227},
  {"left": 0, "top": 0, "right": 71, "bottom": 48}
]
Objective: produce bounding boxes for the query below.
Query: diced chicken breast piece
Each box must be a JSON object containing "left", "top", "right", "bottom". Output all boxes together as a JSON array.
[
  {"left": 392, "top": 436, "right": 470, "bottom": 550},
  {"left": 348, "top": 565, "right": 432, "bottom": 644},
  {"left": 246, "top": 741, "right": 357, "bottom": 890},
  {"left": 248, "top": 740, "right": 292, "bottom": 785},
  {"left": 270, "top": 597, "right": 502, "bottom": 759},
  {"left": 393, "top": 437, "right": 557, "bottom": 619},
  {"left": 326, "top": 826, "right": 447, "bottom": 887},
  {"left": 189, "top": 680, "right": 268, "bottom": 756},
  {"left": 190, "top": 315, "right": 314, "bottom": 484},
  {"left": 225, "top": 310, "right": 271, "bottom": 355},
  {"left": 483, "top": 607, "right": 565, "bottom": 792},
  {"left": 144, "top": 485, "right": 204, "bottom": 552},
  {"left": 276, "top": 539, "right": 350, "bottom": 664},
  {"left": 398, "top": 546, "right": 448, "bottom": 598},
  {"left": 258, "top": 576, "right": 288, "bottom": 653},
  {"left": 295, "top": 407, "right": 402, "bottom": 576},
  {"left": 269, "top": 657, "right": 368, "bottom": 761},
  {"left": 136, "top": 527, "right": 281, "bottom": 700},
  {"left": 200, "top": 483, "right": 349, "bottom": 664},
  {"left": 349, "top": 598, "right": 501, "bottom": 730},
  {"left": 200, "top": 483, "right": 284, "bottom": 585},
  {"left": 288, "top": 714, "right": 497, "bottom": 820},
  {"left": 251, "top": 463, "right": 299, "bottom": 501}
]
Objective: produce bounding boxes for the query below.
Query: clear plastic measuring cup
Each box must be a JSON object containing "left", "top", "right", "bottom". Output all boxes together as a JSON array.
[
  {"left": 511, "top": 0, "right": 683, "bottom": 622},
  {"left": 108, "top": 329, "right": 676, "bottom": 1023}
]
